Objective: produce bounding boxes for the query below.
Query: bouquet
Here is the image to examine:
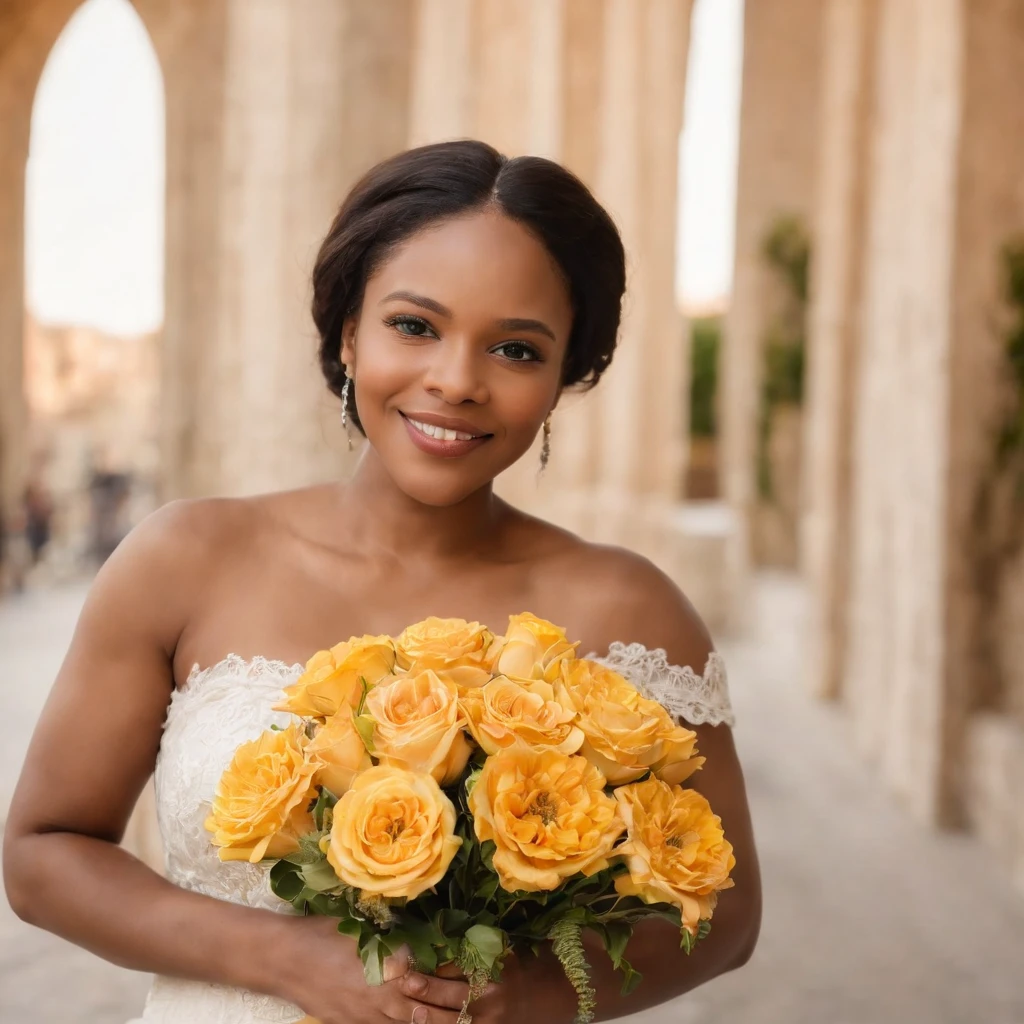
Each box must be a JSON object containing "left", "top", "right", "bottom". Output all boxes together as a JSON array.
[{"left": 204, "top": 614, "right": 735, "bottom": 1023}]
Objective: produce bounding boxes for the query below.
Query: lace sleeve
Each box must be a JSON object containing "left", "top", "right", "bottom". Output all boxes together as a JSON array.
[{"left": 587, "top": 641, "right": 735, "bottom": 727}]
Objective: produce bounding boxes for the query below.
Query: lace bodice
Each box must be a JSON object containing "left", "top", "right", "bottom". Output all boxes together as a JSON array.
[{"left": 131, "top": 646, "right": 733, "bottom": 1023}]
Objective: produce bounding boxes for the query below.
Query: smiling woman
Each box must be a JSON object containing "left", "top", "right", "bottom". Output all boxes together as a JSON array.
[{"left": 4, "top": 137, "right": 760, "bottom": 1024}]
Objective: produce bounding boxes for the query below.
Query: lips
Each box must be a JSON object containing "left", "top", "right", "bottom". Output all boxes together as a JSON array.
[{"left": 400, "top": 412, "right": 493, "bottom": 459}]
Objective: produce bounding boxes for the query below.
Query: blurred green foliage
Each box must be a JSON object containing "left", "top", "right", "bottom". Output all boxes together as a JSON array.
[
  {"left": 689, "top": 316, "right": 720, "bottom": 439},
  {"left": 758, "top": 214, "right": 810, "bottom": 499},
  {"left": 995, "top": 239, "right": 1024, "bottom": 470}
]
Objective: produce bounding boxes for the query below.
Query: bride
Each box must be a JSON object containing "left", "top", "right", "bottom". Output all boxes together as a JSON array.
[{"left": 3, "top": 140, "right": 760, "bottom": 1024}]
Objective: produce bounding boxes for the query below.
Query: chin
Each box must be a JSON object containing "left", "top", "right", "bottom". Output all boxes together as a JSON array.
[{"left": 390, "top": 464, "right": 494, "bottom": 508}]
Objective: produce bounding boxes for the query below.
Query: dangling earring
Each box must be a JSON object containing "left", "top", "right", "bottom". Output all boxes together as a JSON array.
[
  {"left": 340, "top": 375, "right": 353, "bottom": 451},
  {"left": 539, "top": 413, "right": 552, "bottom": 472}
]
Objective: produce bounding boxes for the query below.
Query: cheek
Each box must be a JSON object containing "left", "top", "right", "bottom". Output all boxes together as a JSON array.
[{"left": 489, "top": 373, "right": 560, "bottom": 431}]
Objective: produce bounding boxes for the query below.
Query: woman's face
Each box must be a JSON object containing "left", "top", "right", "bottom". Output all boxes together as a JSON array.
[{"left": 341, "top": 208, "right": 573, "bottom": 507}]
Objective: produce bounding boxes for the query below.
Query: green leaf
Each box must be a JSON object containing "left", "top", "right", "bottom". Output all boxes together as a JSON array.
[
  {"left": 465, "top": 924, "right": 505, "bottom": 967},
  {"left": 391, "top": 922, "right": 440, "bottom": 975},
  {"left": 680, "top": 929, "right": 695, "bottom": 955},
  {"left": 336, "top": 917, "right": 364, "bottom": 942},
  {"left": 464, "top": 766, "right": 482, "bottom": 800},
  {"left": 354, "top": 714, "right": 376, "bottom": 753},
  {"left": 361, "top": 934, "right": 387, "bottom": 987},
  {"left": 269, "top": 860, "right": 305, "bottom": 902},
  {"left": 600, "top": 921, "right": 631, "bottom": 968},
  {"left": 698, "top": 919, "right": 712, "bottom": 941},
  {"left": 356, "top": 676, "right": 371, "bottom": 717},
  {"left": 618, "top": 959, "right": 642, "bottom": 996},
  {"left": 300, "top": 858, "right": 343, "bottom": 893}
]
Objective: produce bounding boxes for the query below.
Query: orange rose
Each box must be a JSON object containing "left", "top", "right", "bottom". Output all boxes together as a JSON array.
[
  {"left": 306, "top": 704, "right": 372, "bottom": 796},
  {"left": 326, "top": 766, "right": 461, "bottom": 899},
  {"left": 275, "top": 636, "right": 397, "bottom": 718},
  {"left": 462, "top": 676, "right": 582, "bottom": 756},
  {"left": 493, "top": 612, "right": 578, "bottom": 686},
  {"left": 557, "top": 658, "right": 704, "bottom": 785},
  {"left": 204, "top": 723, "right": 318, "bottom": 863},
  {"left": 613, "top": 777, "right": 735, "bottom": 936},
  {"left": 364, "top": 669, "right": 472, "bottom": 785},
  {"left": 395, "top": 617, "right": 497, "bottom": 691},
  {"left": 469, "top": 747, "right": 623, "bottom": 892}
]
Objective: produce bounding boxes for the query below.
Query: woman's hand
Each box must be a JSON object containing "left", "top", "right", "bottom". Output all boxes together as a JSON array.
[
  {"left": 275, "top": 917, "right": 472, "bottom": 1024},
  {"left": 435, "top": 951, "right": 577, "bottom": 1024}
]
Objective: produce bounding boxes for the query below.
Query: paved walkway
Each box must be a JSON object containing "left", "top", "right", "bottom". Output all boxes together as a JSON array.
[{"left": 2, "top": 577, "right": 1024, "bottom": 1023}]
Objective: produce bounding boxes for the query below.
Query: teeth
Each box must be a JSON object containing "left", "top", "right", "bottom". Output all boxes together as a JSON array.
[{"left": 408, "top": 418, "right": 478, "bottom": 442}]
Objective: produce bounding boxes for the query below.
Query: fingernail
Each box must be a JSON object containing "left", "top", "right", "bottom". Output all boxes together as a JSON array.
[
  {"left": 412, "top": 1006, "right": 429, "bottom": 1024},
  {"left": 405, "top": 973, "right": 427, "bottom": 995}
]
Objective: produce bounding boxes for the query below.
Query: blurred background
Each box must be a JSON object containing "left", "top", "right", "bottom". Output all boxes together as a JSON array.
[{"left": 1, "top": 0, "right": 1023, "bottom": 1021}]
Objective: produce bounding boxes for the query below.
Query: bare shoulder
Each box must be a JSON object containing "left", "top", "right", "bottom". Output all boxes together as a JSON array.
[
  {"left": 547, "top": 537, "right": 715, "bottom": 672},
  {"left": 78, "top": 494, "right": 269, "bottom": 658}
]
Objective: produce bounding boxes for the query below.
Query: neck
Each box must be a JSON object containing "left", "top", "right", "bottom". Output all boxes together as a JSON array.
[{"left": 341, "top": 446, "right": 508, "bottom": 562}]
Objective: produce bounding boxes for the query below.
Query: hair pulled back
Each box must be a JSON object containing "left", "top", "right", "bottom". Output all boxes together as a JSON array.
[{"left": 312, "top": 140, "right": 626, "bottom": 431}]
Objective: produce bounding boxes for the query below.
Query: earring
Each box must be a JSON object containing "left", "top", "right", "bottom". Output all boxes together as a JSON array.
[
  {"left": 539, "top": 413, "right": 552, "bottom": 472},
  {"left": 340, "top": 375, "right": 353, "bottom": 452}
]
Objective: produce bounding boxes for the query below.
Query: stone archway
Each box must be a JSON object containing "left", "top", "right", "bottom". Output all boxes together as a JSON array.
[{"left": 0, "top": 0, "right": 181, "bottom": 566}]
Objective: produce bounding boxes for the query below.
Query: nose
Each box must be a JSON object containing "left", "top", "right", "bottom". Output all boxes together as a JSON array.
[{"left": 421, "top": 338, "right": 489, "bottom": 405}]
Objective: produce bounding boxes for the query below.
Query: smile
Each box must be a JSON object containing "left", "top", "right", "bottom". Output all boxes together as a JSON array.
[
  {"left": 405, "top": 417, "right": 483, "bottom": 441},
  {"left": 399, "top": 412, "right": 493, "bottom": 459}
]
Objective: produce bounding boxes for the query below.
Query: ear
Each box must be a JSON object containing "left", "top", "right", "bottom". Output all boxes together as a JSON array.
[{"left": 340, "top": 315, "right": 358, "bottom": 374}]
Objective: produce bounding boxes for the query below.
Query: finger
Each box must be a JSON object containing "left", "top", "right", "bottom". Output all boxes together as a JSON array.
[
  {"left": 380, "top": 990, "right": 463, "bottom": 1024},
  {"left": 400, "top": 971, "right": 472, "bottom": 1010},
  {"left": 382, "top": 943, "right": 414, "bottom": 983},
  {"left": 434, "top": 962, "right": 465, "bottom": 980}
]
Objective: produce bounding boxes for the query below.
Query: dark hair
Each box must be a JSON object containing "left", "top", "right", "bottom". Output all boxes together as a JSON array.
[{"left": 311, "top": 140, "right": 626, "bottom": 433}]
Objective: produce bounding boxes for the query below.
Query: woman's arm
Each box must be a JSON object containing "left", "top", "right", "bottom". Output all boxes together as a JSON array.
[
  {"left": 2, "top": 502, "right": 470, "bottom": 1024},
  {"left": 473, "top": 548, "right": 762, "bottom": 1023}
]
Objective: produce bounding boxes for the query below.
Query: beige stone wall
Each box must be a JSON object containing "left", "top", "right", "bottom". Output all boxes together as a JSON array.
[
  {"left": 720, "top": 0, "right": 825, "bottom": 615},
  {"left": 801, "top": 0, "right": 879, "bottom": 700}
]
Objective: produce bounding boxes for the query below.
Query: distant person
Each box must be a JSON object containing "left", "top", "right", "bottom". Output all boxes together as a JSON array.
[{"left": 23, "top": 478, "right": 54, "bottom": 566}]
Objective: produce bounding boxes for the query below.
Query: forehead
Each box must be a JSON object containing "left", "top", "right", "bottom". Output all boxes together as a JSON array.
[{"left": 365, "top": 209, "right": 573, "bottom": 334}]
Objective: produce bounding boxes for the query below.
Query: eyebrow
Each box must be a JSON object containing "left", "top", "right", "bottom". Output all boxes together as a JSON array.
[{"left": 380, "top": 291, "right": 557, "bottom": 343}]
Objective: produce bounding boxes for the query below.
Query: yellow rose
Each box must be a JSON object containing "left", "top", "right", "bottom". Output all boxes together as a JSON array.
[
  {"left": 275, "top": 635, "right": 397, "bottom": 718},
  {"left": 469, "top": 747, "right": 623, "bottom": 892},
  {"left": 364, "top": 669, "right": 473, "bottom": 786},
  {"left": 493, "top": 612, "right": 579, "bottom": 686},
  {"left": 204, "top": 723, "right": 318, "bottom": 863},
  {"left": 462, "top": 676, "right": 583, "bottom": 756},
  {"left": 395, "top": 616, "right": 496, "bottom": 691},
  {"left": 306, "top": 704, "right": 372, "bottom": 796},
  {"left": 326, "top": 765, "right": 461, "bottom": 899},
  {"left": 613, "top": 777, "right": 735, "bottom": 936},
  {"left": 557, "top": 659, "right": 705, "bottom": 786}
]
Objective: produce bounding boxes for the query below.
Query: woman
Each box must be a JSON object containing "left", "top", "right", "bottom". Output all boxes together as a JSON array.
[{"left": 3, "top": 141, "right": 760, "bottom": 1024}]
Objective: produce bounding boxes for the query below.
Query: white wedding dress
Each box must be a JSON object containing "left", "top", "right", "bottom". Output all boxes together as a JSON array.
[{"left": 129, "top": 643, "right": 735, "bottom": 1023}]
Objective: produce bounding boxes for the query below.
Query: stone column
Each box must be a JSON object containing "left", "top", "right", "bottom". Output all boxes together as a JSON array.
[
  {"left": 0, "top": 0, "right": 80, "bottom": 549},
  {"left": 840, "top": 0, "right": 1024, "bottom": 829},
  {"left": 719, "top": 0, "right": 825, "bottom": 613},
  {"left": 159, "top": 0, "right": 413, "bottom": 498},
  {"left": 800, "top": 0, "right": 879, "bottom": 700}
]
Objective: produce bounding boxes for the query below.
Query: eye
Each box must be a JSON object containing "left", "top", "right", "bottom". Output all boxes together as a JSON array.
[
  {"left": 492, "top": 340, "right": 542, "bottom": 363},
  {"left": 384, "top": 314, "right": 437, "bottom": 339}
]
